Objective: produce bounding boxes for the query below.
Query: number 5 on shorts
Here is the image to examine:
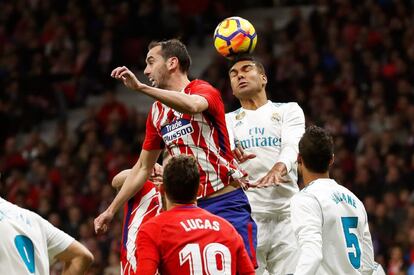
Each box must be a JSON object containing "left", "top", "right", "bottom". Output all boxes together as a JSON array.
[{"left": 341, "top": 217, "right": 361, "bottom": 269}]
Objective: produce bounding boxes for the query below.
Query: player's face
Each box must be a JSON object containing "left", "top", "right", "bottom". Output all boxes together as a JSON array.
[
  {"left": 144, "top": 45, "right": 169, "bottom": 89},
  {"left": 229, "top": 60, "right": 267, "bottom": 99}
]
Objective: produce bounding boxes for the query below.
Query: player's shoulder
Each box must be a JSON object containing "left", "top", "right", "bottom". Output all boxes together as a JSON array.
[
  {"left": 225, "top": 107, "right": 243, "bottom": 120},
  {"left": 270, "top": 101, "right": 303, "bottom": 111},
  {"left": 188, "top": 79, "right": 218, "bottom": 92}
]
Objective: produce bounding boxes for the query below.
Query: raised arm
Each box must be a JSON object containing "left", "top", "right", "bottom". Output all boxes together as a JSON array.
[
  {"left": 111, "top": 66, "right": 208, "bottom": 114},
  {"left": 94, "top": 149, "right": 162, "bottom": 234}
]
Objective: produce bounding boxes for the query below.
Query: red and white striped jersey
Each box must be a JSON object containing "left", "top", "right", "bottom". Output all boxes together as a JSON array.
[
  {"left": 120, "top": 181, "right": 162, "bottom": 275},
  {"left": 143, "top": 80, "right": 244, "bottom": 198}
]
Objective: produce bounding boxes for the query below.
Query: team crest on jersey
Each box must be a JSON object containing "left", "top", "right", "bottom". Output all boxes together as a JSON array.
[
  {"left": 161, "top": 118, "right": 194, "bottom": 144},
  {"left": 235, "top": 121, "right": 243, "bottom": 128},
  {"left": 271, "top": 112, "right": 280, "bottom": 122},
  {"left": 235, "top": 111, "right": 246, "bottom": 120}
]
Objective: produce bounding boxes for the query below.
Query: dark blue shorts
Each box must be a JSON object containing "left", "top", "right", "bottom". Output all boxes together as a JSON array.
[{"left": 198, "top": 188, "right": 257, "bottom": 267}]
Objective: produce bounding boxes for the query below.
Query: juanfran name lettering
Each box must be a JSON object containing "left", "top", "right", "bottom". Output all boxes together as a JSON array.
[{"left": 161, "top": 119, "right": 194, "bottom": 144}]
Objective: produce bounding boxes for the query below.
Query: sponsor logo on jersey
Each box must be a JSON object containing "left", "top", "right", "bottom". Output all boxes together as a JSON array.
[
  {"left": 235, "top": 127, "right": 281, "bottom": 149},
  {"left": 161, "top": 119, "right": 194, "bottom": 144}
]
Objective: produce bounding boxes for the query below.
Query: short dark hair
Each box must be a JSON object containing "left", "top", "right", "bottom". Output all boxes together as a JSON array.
[
  {"left": 148, "top": 39, "right": 191, "bottom": 73},
  {"left": 228, "top": 55, "right": 266, "bottom": 75},
  {"left": 162, "top": 155, "right": 199, "bottom": 203},
  {"left": 299, "top": 125, "right": 334, "bottom": 173}
]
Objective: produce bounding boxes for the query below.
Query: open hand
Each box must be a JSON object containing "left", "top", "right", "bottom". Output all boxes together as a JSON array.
[
  {"left": 232, "top": 144, "right": 256, "bottom": 163},
  {"left": 249, "top": 162, "right": 288, "bottom": 188},
  {"left": 111, "top": 66, "right": 145, "bottom": 91}
]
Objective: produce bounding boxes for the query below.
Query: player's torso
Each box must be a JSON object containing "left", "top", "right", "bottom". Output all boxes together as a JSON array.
[
  {"left": 156, "top": 207, "right": 240, "bottom": 275},
  {"left": 152, "top": 101, "right": 240, "bottom": 198},
  {"left": 121, "top": 182, "right": 162, "bottom": 274},
  {"left": 226, "top": 102, "right": 299, "bottom": 214},
  {"left": 0, "top": 199, "right": 50, "bottom": 275},
  {"left": 305, "top": 179, "right": 367, "bottom": 274}
]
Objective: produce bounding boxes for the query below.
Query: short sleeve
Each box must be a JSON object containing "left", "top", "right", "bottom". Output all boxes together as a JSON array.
[
  {"left": 39, "top": 215, "right": 74, "bottom": 262},
  {"left": 142, "top": 105, "right": 165, "bottom": 151},
  {"left": 136, "top": 222, "right": 160, "bottom": 274},
  {"left": 190, "top": 82, "right": 223, "bottom": 115}
]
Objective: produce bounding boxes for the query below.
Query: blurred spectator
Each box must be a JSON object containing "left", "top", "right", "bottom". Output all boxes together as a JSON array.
[{"left": 2, "top": 0, "right": 414, "bottom": 272}]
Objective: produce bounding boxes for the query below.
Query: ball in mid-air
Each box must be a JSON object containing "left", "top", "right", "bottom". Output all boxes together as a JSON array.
[{"left": 214, "top": 16, "right": 257, "bottom": 58}]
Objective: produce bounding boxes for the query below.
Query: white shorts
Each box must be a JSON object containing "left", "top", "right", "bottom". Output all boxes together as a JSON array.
[{"left": 253, "top": 212, "right": 299, "bottom": 275}]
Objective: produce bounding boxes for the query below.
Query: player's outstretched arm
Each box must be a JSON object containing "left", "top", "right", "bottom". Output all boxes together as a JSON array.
[
  {"left": 94, "top": 149, "right": 162, "bottom": 234},
  {"left": 54, "top": 240, "right": 94, "bottom": 275},
  {"left": 250, "top": 162, "right": 287, "bottom": 188},
  {"left": 111, "top": 66, "right": 208, "bottom": 114}
]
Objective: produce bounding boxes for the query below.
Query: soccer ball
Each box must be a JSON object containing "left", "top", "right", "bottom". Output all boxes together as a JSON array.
[{"left": 214, "top": 16, "right": 257, "bottom": 58}]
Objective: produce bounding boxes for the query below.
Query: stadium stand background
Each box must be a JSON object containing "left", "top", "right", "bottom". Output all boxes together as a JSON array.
[{"left": 0, "top": 0, "right": 413, "bottom": 274}]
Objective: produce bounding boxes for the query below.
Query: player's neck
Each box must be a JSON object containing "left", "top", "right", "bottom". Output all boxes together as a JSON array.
[
  {"left": 240, "top": 92, "right": 267, "bottom": 110},
  {"left": 166, "top": 200, "right": 196, "bottom": 210},
  {"left": 303, "top": 171, "right": 330, "bottom": 186},
  {"left": 166, "top": 73, "right": 190, "bottom": 92}
]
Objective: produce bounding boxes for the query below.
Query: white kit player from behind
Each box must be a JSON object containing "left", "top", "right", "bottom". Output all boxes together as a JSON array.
[
  {"left": 0, "top": 196, "right": 93, "bottom": 274},
  {"left": 291, "top": 125, "right": 385, "bottom": 275},
  {"left": 226, "top": 56, "right": 305, "bottom": 275}
]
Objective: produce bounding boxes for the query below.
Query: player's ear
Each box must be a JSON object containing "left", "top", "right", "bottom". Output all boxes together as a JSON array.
[
  {"left": 329, "top": 154, "right": 335, "bottom": 167},
  {"left": 297, "top": 154, "right": 302, "bottom": 165},
  {"left": 261, "top": 73, "right": 267, "bottom": 87},
  {"left": 167, "top": 57, "right": 179, "bottom": 71}
]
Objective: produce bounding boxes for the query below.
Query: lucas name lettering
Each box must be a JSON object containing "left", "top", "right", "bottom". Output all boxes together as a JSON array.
[{"left": 180, "top": 218, "right": 220, "bottom": 232}]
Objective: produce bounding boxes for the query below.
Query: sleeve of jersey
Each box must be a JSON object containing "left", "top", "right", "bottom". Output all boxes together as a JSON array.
[
  {"left": 235, "top": 233, "right": 256, "bottom": 275},
  {"left": 40, "top": 214, "right": 75, "bottom": 262},
  {"left": 290, "top": 192, "right": 323, "bottom": 275},
  {"left": 278, "top": 103, "right": 305, "bottom": 173},
  {"left": 136, "top": 223, "right": 160, "bottom": 275},
  {"left": 225, "top": 114, "right": 236, "bottom": 150},
  {"left": 360, "top": 211, "right": 378, "bottom": 275},
  {"left": 142, "top": 106, "right": 165, "bottom": 151},
  {"left": 191, "top": 83, "right": 222, "bottom": 115}
]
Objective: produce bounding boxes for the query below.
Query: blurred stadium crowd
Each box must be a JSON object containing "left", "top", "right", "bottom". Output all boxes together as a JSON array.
[{"left": 1, "top": 0, "right": 414, "bottom": 274}]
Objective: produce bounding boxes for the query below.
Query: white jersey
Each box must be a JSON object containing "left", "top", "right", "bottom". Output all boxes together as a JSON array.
[
  {"left": 0, "top": 197, "right": 74, "bottom": 275},
  {"left": 290, "top": 179, "right": 383, "bottom": 275},
  {"left": 226, "top": 101, "right": 305, "bottom": 214}
]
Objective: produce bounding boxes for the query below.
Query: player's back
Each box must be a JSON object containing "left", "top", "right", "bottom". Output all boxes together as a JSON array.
[
  {"left": 0, "top": 197, "right": 71, "bottom": 274},
  {"left": 296, "top": 178, "right": 373, "bottom": 274},
  {"left": 138, "top": 206, "right": 254, "bottom": 275}
]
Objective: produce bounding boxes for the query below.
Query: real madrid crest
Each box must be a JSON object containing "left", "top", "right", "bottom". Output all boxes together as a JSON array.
[
  {"left": 271, "top": 112, "right": 280, "bottom": 122},
  {"left": 236, "top": 111, "right": 246, "bottom": 120}
]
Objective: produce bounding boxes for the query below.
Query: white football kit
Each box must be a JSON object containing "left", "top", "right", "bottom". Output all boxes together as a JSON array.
[
  {"left": 290, "top": 178, "right": 385, "bottom": 275},
  {"left": 0, "top": 197, "right": 74, "bottom": 274},
  {"left": 226, "top": 101, "right": 305, "bottom": 275}
]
